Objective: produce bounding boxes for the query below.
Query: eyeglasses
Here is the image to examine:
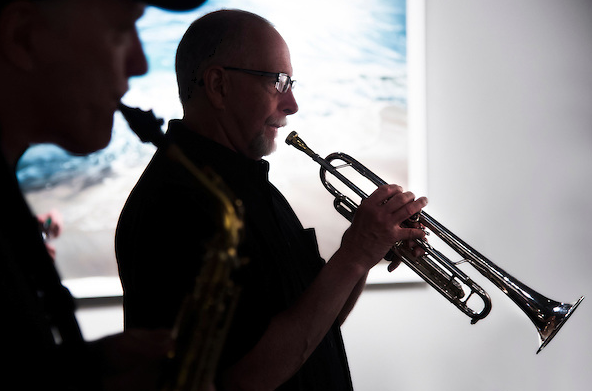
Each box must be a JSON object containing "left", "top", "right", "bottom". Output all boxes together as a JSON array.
[{"left": 223, "top": 67, "right": 296, "bottom": 93}]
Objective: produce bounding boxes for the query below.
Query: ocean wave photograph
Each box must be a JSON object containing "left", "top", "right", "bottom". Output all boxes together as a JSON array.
[{"left": 20, "top": 0, "right": 409, "bottom": 284}]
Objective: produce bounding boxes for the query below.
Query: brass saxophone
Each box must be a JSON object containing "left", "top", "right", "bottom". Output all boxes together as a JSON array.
[{"left": 118, "top": 103, "right": 245, "bottom": 391}]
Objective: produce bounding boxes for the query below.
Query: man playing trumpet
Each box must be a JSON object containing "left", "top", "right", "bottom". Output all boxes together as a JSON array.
[{"left": 116, "top": 9, "right": 427, "bottom": 391}]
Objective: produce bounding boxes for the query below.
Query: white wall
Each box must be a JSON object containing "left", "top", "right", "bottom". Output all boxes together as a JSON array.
[{"left": 341, "top": 0, "right": 592, "bottom": 390}]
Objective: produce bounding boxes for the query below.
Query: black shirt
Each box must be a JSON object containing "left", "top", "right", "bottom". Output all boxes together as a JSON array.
[
  {"left": 116, "top": 120, "right": 354, "bottom": 390},
  {"left": 0, "top": 150, "right": 98, "bottom": 390}
]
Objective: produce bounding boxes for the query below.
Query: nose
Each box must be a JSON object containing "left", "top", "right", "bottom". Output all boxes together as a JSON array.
[
  {"left": 281, "top": 89, "right": 299, "bottom": 115},
  {"left": 126, "top": 29, "right": 148, "bottom": 77}
]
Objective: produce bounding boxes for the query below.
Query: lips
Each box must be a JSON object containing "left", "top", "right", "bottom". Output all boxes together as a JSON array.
[
  {"left": 266, "top": 125, "right": 279, "bottom": 140},
  {"left": 267, "top": 118, "right": 287, "bottom": 129}
]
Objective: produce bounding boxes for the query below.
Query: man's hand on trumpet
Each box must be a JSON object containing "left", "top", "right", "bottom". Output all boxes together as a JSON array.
[{"left": 339, "top": 184, "right": 428, "bottom": 273}]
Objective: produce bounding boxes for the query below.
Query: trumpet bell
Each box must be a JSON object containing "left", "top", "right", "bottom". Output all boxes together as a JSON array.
[{"left": 536, "top": 295, "right": 584, "bottom": 354}]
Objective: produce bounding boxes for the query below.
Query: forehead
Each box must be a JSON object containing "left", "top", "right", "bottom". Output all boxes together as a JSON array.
[{"left": 239, "top": 23, "right": 293, "bottom": 74}]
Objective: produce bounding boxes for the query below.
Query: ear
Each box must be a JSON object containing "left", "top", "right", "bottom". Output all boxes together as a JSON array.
[
  {"left": 0, "top": 2, "right": 42, "bottom": 71},
  {"left": 202, "top": 65, "right": 228, "bottom": 110}
]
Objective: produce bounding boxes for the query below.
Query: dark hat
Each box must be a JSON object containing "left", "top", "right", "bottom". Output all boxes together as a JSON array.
[{"left": 146, "top": 0, "right": 207, "bottom": 11}]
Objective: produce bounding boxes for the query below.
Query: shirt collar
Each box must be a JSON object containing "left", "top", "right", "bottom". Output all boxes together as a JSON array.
[{"left": 165, "top": 120, "right": 270, "bottom": 181}]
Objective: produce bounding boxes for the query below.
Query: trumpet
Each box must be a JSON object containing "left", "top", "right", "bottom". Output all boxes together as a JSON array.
[{"left": 285, "top": 130, "right": 583, "bottom": 354}]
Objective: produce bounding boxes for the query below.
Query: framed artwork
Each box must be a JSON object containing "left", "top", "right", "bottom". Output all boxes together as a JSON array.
[{"left": 19, "top": 0, "right": 426, "bottom": 298}]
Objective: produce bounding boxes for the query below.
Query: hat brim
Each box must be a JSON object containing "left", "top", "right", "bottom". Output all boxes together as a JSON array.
[{"left": 145, "top": 0, "right": 207, "bottom": 11}]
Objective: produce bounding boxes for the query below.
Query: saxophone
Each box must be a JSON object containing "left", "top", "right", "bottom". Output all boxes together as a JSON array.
[{"left": 118, "top": 104, "right": 245, "bottom": 391}]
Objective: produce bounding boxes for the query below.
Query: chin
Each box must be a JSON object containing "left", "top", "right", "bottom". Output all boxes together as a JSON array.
[
  {"left": 248, "top": 132, "right": 277, "bottom": 159},
  {"left": 62, "top": 127, "right": 113, "bottom": 155},
  {"left": 66, "top": 140, "right": 111, "bottom": 156},
  {"left": 266, "top": 141, "right": 277, "bottom": 156}
]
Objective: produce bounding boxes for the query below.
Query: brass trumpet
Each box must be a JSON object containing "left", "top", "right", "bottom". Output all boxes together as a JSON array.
[{"left": 285, "top": 131, "right": 583, "bottom": 354}]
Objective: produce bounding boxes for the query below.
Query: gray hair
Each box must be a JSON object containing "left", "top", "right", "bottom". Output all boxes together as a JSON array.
[{"left": 175, "top": 9, "right": 273, "bottom": 105}]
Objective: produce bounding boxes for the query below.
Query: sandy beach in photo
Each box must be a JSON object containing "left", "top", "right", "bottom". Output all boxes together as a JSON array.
[{"left": 24, "top": 163, "right": 148, "bottom": 281}]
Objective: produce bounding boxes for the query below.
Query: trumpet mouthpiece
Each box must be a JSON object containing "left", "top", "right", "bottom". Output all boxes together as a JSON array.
[{"left": 285, "top": 131, "right": 299, "bottom": 145}]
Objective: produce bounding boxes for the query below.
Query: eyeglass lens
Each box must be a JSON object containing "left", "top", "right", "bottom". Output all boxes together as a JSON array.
[{"left": 277, "top": 74, "right": 295, "bottom": 93}]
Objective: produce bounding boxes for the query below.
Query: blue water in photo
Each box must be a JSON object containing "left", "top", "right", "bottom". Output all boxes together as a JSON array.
[{"left": 17, "top": 0, "right": 406, "bottom": 190}]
